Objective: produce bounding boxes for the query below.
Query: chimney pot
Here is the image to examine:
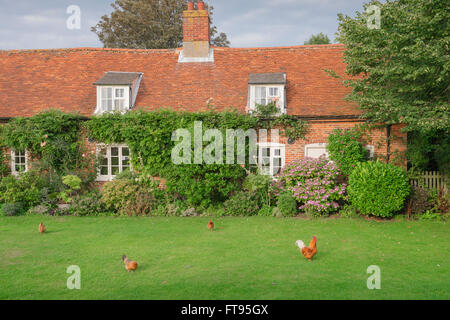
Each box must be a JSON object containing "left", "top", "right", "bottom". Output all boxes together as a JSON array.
[
  {"left": 187, "top": 2, "right": 194, "bottom": 10},
  {"left": 198, "top": 1, "right": 205, "bottom": 10}
]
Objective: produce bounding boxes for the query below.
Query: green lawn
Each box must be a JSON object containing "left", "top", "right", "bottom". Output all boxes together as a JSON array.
[{"left": 0, "top": 216, "right": 448, "bottom": 300}]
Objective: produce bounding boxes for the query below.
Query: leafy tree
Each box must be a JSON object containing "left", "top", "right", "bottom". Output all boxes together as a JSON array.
[
  {"left": 304, "top": 32, "right": 331, "bottom": 45},
  {"left": 91, "top": 0, "right": 230, "bottom": 49},
  {"left": 407, "top": 129, "right": 450, "bottom": 174},
  {"left": 335, "top": 0, "right": 449, "bottom": 132}
]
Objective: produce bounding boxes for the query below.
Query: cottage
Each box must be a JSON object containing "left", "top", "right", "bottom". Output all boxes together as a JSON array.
[{"left": 0, "top": 2, "right": 406, "bottom": 181}]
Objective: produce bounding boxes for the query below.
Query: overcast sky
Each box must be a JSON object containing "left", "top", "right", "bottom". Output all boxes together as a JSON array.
[{"left": 0, "top": 0, "right": 369, "bottom": 50}]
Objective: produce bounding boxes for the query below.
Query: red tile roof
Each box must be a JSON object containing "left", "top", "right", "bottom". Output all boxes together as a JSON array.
[{"left": 0, "top": 44, "right": 360, "bottom": 118}]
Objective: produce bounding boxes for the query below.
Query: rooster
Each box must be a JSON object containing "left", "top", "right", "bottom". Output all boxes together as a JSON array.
[
  {"left": 296, "top": 236, "right": 317, "bottom": 261},
  {"left": 122, "top": 255, "right": 138, "bottom": 272},
  {"left": 38, "top": 223, "right": 46, "bottom": 234},
  {"left": 208, "top": 220, "right": 214, "bottom": 231}
]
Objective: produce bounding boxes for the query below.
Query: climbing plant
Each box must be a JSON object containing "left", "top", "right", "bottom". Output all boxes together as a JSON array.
[
  {"left": 86, "top": 107, "right": 309, "bottom": 207},
  {"left": 0, "top": 110, "right": 91, "bottom": 175}
]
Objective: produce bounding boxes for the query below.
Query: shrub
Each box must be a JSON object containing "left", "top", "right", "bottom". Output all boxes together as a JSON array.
[
  {"left": 327, "top": 127, "right": 369, "bottom": 176},
  {"left": 1, "top": 203, "right": 25, "bottom": 216},
  {"left": 70, "top": 192, "right": 105, "bottom": 216},
  {"left": 59, "top": 175, "right": 82, "bottom": 203},
  {"left": 418, "top": 209, "right": 445, "bottom": 221},
  {"left": 430, "top": 188, "right": 449, "bottom": 215},
  {"left": 224, "top": 191, "right": 260, "bottom": 216},
  {"left": 408, "top": 186, "right": 432, "bottom": 215},
  {"left": 27, "top": 205, "right": 50, "bottom": 216},
  {"left": 348, "top": 160, "right": 410, "bottom": 218},
  {"left": 165, "top": 164, "right": 246, "bottom": 208},
  {"left": 243, "top": 173, "right": 273, "bottom": 207},
  {"left": 274, "top": 156, "right": 346, "bottom": 215},
  {"left": 272, "top": 207, "right": 283, "bottom": 218},
  {"left": 101, "top": 174, "right": 164, "bottom": 216},
  {"left": 0, "top": 172, "right": 43, "bottom": 210},
  {"left": 340, "top": 204, "right": 360, "bottom": 218},
  {"left": 277, "top": 192, "right": 297, "bottom": 217},
  {"left": 258, "top": 205, "right": 273, "bottom": 217}
]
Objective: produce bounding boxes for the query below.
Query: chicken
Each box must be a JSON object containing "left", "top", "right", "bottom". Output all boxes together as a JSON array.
[
  {"left": 122, "top": 255, "right": 138, "bottom": 272},
  {"left": 208, "top": 219, "right": 214, "bottom": 231},
  {"left": 296, "top": 236, "right": 317, "bottom": 261},
  {"left": 38, "top": 223, "right": 46, "bottom": 234}
]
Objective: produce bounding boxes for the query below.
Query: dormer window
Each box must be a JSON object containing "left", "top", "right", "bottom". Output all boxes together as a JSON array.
[
  {"left": 100, "top": 87, "right": 127, "bottom": 112},
  {"left": 248, "top": 73, "right": 286, "bottom": 114},
  {"left": 255, "top": 86, "right": 282, "bottom": 106},
  {"left": 94, "top": 72, "right": 143, "bottom": 114}
]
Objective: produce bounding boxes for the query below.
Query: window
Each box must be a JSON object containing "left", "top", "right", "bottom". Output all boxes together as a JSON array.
[
  {"left": 101, "top": 87, "right": 126, "bottom": 112},
  {"left": 11, "top": 149, "right": 27, "bottom": 174},
  {"left": 304, "top": 143, "right": 375, "bottom": 159},
  {"left": 95, "top": 86, "right": 129, "bottom": 114},
  {"left": 255, "top": 87, "right": 280, "bottom": 106},
  {"left": 96, "top": 144, "right": 131, "bottom": 181},
  {"left": 304, "top": 143, "right": 329, "bottom": 159},
  {"left": 257, "top": 143, "right": 285, "bottom": 176},
  {"left": 365, "top": 145, "right": 375, "bottom": 158},
  {"left": 249, "top": 85, "right": 285, "bottom": 114}
]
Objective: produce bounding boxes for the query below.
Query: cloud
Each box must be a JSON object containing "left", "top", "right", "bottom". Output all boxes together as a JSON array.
[{"left": 0, "top": 0, "right": 365, "bottom": 50}]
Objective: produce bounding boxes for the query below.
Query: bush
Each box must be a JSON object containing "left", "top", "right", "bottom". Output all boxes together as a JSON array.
[
  {"left": 273, "top": 156, "right": 346, "bottom": 215},
  {"left": 101, "top": 174, "right": 164, "bottom": 216},
  {"left": 418, "top": 209, "right": 445, "bottom": 221},
  {"left": 0, "top": 203, "right": 25, "bottom": 216},
  {"left": 408, "top": 186, "right": 432, "bottom": 215},
  {"left": 27, "top": 205, "right": 50, "bottom": 216},
  {"left": 340, "top": 204, "right": 360, "bottom": 218},
  {"left": 348, "top": 160, "right": 410, "bottom": 218},
  {"left": 327, "top": 127, "right": 370, "bottom": 176},
  {"left": 70, "top": 192, "right": 105, "bottom": 216},
  {"left": 0, "top": 172, "right": 43, "bottom": 210},
  {"left": 59, "top": 175, "right": 82, "bottom": 203},
  {"left": 277, "top": 192, "right": 297, "bottom": 217},
  {"left": 224, "top": 191, "right": 260, "bottom": 216},
  {"left": 272, "top": 207, "right": 283, "bottom": 218},
  {"left": 258, "top": 205, "right": 273, "bottom": 217},
  {"left": 165, "top": 164, "right": 246, "bottom": 208},
  {"left": 243, "top": 173, "right": 273, "bottom": 207}
]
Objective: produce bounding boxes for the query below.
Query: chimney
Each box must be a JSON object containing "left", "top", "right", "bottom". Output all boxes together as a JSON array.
[{"left": 181, "top": 1, "right": 212, "bottom": 62}]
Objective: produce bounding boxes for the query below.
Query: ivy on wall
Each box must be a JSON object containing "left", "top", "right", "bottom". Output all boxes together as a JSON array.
[
  {"left": 85, "top": 107, "right": 309, "bottom": 175},
  {"left": 0, "top": 110, "right": 90, "bottom": 174},
  {"left": 1, "top": 108, "right": 309, "bottom": 207},
  {"left": 85, "top": 107, "right": 308, "bottom": 207}
]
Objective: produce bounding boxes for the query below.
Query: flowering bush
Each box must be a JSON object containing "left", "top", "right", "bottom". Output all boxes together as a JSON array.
[{"left": 273, "top": 156, "right": 347, "bottom": 215}]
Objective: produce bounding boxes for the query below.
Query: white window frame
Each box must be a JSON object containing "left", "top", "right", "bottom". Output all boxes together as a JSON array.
[
  {"left": 96, "top": 144, "right": 131, "bottom": 181},
  {"left": 249, "top": 84, "right": 286, "bottom": 114},
  {"left": 11, "top": 149, "right": 28, "bottom": 175},
  {"left": 95, "top": 86, "right": 130, "bottom": 114},
  {"left": 304, "top": 143, "right": 329, "bottom": 159},
  {"left": 257, "top": 143, "right": 285, "bottom": 176},
  {"left": 304, "top": 143, "right": 375, "bottom": 159},
  {"left": 365, "top": 145, "right": 375, "bottom": 158}
]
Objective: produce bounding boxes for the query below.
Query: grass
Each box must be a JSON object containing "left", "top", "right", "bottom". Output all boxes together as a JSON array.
[{"left": 0, "top": 215, "right": 449, "bottom": 300}]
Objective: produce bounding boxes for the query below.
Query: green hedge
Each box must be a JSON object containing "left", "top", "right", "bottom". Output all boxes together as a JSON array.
[{"left": 348, "top": 160, "right": 410, "bottom": 217}]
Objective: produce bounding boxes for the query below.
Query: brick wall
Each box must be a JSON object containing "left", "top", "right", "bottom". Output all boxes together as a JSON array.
[{"left": 263, "top": 121, "right": 407, "bottom": 166}]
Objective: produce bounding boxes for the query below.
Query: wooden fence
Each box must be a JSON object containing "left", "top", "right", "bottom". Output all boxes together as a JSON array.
[{"left": 409, "top": 171, "right": 448, "bottom": 193}]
